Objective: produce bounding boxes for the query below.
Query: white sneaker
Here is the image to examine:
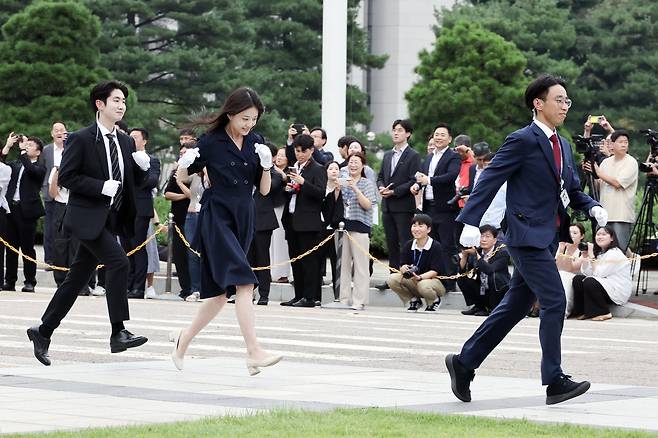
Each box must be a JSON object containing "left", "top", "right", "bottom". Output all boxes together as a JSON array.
[
  {"left": 185, "top": 291, "right": 201, "bottom": 302},
  {"left": 90, "top": 286, "right": 106, "bottom": 296},
  {"left": 145, "top": 286, "right": 157, "bottom": 299},
  {"left": 350, "top": 304, "right": 365, "bottom": 311}
]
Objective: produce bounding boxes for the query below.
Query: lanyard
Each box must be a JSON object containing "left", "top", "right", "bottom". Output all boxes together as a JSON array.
[{"left": 412, "top": 249, "right": 423, "bottom": 267}]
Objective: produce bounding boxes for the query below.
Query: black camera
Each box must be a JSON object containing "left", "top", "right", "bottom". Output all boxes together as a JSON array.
[
  {"left": 574, "top": 134, "right": 605, "bottom": 166},
  {"left": 291, "top": 123, "right": 305, "bottom": 139},
  {"left": 638, "top": 129, "right": 658, "bottom": 173},
  {"left": 402, "top": 265, "right": 420, "bottom": 279},
  {"left": 577, "top": 241, "right": 588, "bottom": 252},
  {"left": 447, "top": 186, "right": 470, "bottom": 206}
]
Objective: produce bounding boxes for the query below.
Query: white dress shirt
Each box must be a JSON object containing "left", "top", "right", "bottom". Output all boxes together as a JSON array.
[
  {"left": 97, "top": 122, "right": 125, "bottom": 207},
  {"left": 424, "top": 146, "right": 447, "bottom": 201}
]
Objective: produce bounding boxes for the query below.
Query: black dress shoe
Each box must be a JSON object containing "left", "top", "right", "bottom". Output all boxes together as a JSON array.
[
  {"left": 280, "top": 298, "right": 299, "bottom": 306},
  {"left": 110, "top": 329, "right": 148, "bottom": 353},
  {"left": 22, "top": 283, "right": 35, "bottom": 293},
  {"left": 374, "top": 282, "right": 389, "bottom": 291},
  {"left": 445, "top": 353, "right": 475, "bottom": 402},
  {"left": 546, "top": 374, "right": 591, "bottom": 405},
  {"left": 292, "top": 298, "right": 315, "bottom": 307},
  {"left": 3, "top": 283, "right": 15, "bottom": 291},
  {"left": 461, "top": 306, "right": 480, "bottom": 316},
  {"left": 27, "top": 326, "right": 51, "bottom": 366},
  {"left": 257, "top": 298, "right": 269, "bottom": 305},
  {"left": 78, "top": 287, "right": 90, "bottom": 296},
  {"left": 127, "top": 289, "right": 144, "bottom": 299}
]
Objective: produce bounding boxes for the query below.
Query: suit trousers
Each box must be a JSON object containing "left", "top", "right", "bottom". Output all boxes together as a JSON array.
[
  {"left": 382, "top": 211, "right": 413, "bottom": 270},
  {"left": 172, "top": 223, "right": 191, "bottom": 296},
  {"left": 339, "top": 231, "right": 370, "bottom": 306},
  {"left": 248, "top": 230, "right": 273, "bottom": 299},
  {"left": 388, "top": 272, "right": 445, "bottom": 304},
  {"left": 42, "top": 221, "right": 130, "bottom": 332},
  {"left": 287, "top": 231, "right": 322, "bottom": 301},
  {"left": 52, "top": 201, "right": 76, "bottom": 286},
  {"left": 120, "top": 215, "right": 150, "bottom": 292},
  {"left": 0, "top": 209, "right": 6, "bottom": 285},
  {"left": 5, "top": 203, "right": 38, "bottom": 286},
  {"left": 458, "top": 242, "right": 565, "bottom": 385}
]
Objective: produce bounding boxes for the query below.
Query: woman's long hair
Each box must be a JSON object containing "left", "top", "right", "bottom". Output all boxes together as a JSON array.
[
  {"left": 192, "top": 87, "right": 265, "bottom": 133},
  {"left": 593, "top": 225, "right": 622, "bottom": 257}
]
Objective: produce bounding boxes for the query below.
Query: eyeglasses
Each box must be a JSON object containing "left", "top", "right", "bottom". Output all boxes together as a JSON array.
[{"left": 548, "top": 97, "right": 573, "bottom": 108}]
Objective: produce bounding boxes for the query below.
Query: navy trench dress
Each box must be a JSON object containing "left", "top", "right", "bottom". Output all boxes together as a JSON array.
[{"left": 189, "top": 129, "right": 263, "bottom": 298}]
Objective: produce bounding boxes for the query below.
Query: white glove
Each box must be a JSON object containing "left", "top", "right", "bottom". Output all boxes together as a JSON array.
[
  {"left": 132, "top": 150, "right": 151, "bottom": 171},
  {"left": 102, "top": 180, "right": 121, "bottom": 197},
  {"left": 590, "top": 206, "right": 608, "bottom": 227},
  {"left": 459, "top": 224, "right": 481, "bottom": 248},
  {"left": 177, "top": 147, "right": 200, "bottom": 169},
  {"left": 255, "top": 142, "right": 272, "bottom": 169}
]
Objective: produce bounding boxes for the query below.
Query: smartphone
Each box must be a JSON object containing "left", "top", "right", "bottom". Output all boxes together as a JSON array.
[
  {"left": 287, "top": 166, "right": 297, "bottom": 174},
  {"left": 589, "top": 115, "right": 602, "bottom": 124},
  {"left": 291, "top": 123, "right": 306, "bottom": 138},
  {"left": 385, "top": 183, "right": 395, "bottom": 189}
]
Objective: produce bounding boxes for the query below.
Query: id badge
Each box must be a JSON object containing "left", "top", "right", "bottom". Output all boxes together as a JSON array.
[{"left": 559, "top": 180, "right": 570, "bottom": 208}]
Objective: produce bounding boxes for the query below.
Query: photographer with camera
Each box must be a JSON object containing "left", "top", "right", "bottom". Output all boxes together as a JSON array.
[
  {"left": 388, "top": 214, "right": 446, "bottom": 312},
  {"left": 456, "top": 225, "right": 510, "bottom": 316},
  {"left": 584, "top": 130, "right": 638, "bottom": 252}
]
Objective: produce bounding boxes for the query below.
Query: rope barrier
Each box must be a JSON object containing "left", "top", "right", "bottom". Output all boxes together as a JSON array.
[{"left": 0, "top": 225, "right": 167, "bottom": 271}]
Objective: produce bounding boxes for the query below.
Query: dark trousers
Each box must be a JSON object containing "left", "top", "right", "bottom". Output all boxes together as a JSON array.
[
  {"left": 571, "top": 274, "right": 613, "bottom": 318},
  {"left": 120, "top": 215, "right": 150, "bottom": 292},
  {"left": 425, "top": 204, "right": 458, "bottom": 288},
  {"left": 5, "top": 203, "right": 38, "bottom": 286},
  {"left": 43, "top": 200, "right": 54, "bottom": 263},
  {"left": 42, "top": 222, "right": 130, "bottom": 332},
  {"left": 459, "top": 241, "right": 566, "bottom": 385},
  {"left": 457, "top": 276, "right": 507, "bottom": 311},
  {"left": 288, "top": 230, "right": 322, "bottom": 301},
  {"left": 248, "top": 230, "right": 273, "bottom": 299},
  {"left": 382, "top": 211, "right": 413, "bottom": 269},
  {"left": 172, "top": 218, "right": 191, "bottom": 296}
]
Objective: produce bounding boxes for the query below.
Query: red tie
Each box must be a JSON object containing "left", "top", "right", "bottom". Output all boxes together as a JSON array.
[
  {"left": 550, "top": 133, "right": 562, "bottom": 228},
  {"left": 550, "top": 134, "right": 561, "bottom": 177}
]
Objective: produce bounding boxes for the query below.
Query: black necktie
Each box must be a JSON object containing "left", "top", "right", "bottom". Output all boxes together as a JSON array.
[{"left": 106, "top": 134, "right": 123, "bottom": 210}]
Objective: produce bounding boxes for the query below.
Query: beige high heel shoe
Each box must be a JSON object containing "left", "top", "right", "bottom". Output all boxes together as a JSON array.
[
  {"left": 246, "top": 354, "right": 283, "bottom": 376},
  {"left": 171, "top": 329, "right": 184, "bottom": 371}
]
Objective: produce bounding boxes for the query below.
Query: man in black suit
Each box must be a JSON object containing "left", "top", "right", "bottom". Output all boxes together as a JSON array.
[
  {"left": 123, "top": 128, "right": 161, "bottom": 299},
  {"left": 376, "top": 119, "right": 421, "bottom": 288},
  {"left": 2, "top": 136, "right": 46, "bottom": 292},
  {"left": 27, "top": 80, "right": 151, "bottom": 366},
  {"left": 413, "top": 123, "right": 461, "bottom": 290},
  {"left": 249, "top": 144, "right": 285, "bottom": 305},
  {"left": 281, "top": 134, "right": 328, "bottom": 307}
]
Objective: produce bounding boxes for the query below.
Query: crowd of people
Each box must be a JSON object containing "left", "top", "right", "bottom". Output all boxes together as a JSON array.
[{"left": 0, "top": 92, "right": 641, "bottom": 324}]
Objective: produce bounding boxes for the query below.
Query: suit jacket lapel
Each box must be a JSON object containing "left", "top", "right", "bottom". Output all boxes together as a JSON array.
[
  {"left": 92, "top": 125, "right": 110, "bottom": 181},
  {"left": 390, "top": 147, "right": 409, "bottom": 178},
  {"left": 433, "top": 148, "right": 451, "bottom": 176},
  {"left": 531, "top": 124, "right": 559, "bottom": 183}
]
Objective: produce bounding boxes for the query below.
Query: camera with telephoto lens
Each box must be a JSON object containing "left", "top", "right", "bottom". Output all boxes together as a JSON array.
[
  {"left": 447, "top": 186, "right": 470, "bottom": 206},
  {"left": 402, "top": 265, "right": 420, "bottom": 279},
  {"left": 577, "top": 241, "right": 588, "bottom": 252},
  {"left": 638, "top": 129, "right": 658, "bottom": 173},
  {"left": 574, "top": 134, "right": 605, "bottom": 166}
]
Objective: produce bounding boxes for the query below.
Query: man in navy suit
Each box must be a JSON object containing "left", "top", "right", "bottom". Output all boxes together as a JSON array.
[
  {"left": 445, "top": 75, "right": 608, "bottom": 405},
  {"left": 26, "top": 80, "right": 152, "bottom": 366}
]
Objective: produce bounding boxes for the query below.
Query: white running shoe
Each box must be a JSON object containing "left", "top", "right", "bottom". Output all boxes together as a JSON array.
[
  {"left": 90, "top": 286, "right": 106, "bottom": 296},
  {"left": 145, "top": 286, "right": 158, "bottom": 299}
]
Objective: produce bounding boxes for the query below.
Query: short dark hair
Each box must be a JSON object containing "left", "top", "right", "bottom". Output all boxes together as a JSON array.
[
  {"left": 337, "top": 135, "right": 357, "bottom": 149},
  {"left": 129, "top": 127, "right": 149, "bottom": 141},
  {"left": 454, "top": 134, "right": 471, "bottom": 147},
  {"left": 433, "top": 122, "right": 452, "bottom": 137},
  {"left": 610, "top": 129, "right": 629, "bottom": 143},
  {"left": 293, "top": 133, "right": 315, "bottom": 151},
  {"left": 473, "top": 142, "right": 490, "bottom": 157},
  {"left": 524, "top": 74, "right": 567, "bottom": 111},
  {"left": 27, "top": 136, "right": 44, "bottom": 152},
  {"left": 90, "top": 80, "right": 129, "bottom": 113},
  {"left": 479, "top": 224, "right": 498, "bottom": 237},
  {"left": 411, "top": 214, "right": 432, "bottom": 228},
  {"left": 483, "top": 152, "right": 495, "bottom": 161},
  {"left": 115, "top": 120, "right": 128, "bottom": 133},
  {"left": 179, "top": 128, "right": 196, "bottom": 138},
  {"left": 392, "top": 119, "right": 413, "bottom": 135},
  {"left": 325, "top": 160, "right": 341, "bottom": 170},
  {"left": 310, "top": 127, "right": 327, "bottom": 140}
]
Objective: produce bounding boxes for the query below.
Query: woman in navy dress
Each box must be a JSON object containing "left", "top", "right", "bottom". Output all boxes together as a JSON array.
[{"left": 171, "top": 87, "right": 282, "bottom": 375}]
